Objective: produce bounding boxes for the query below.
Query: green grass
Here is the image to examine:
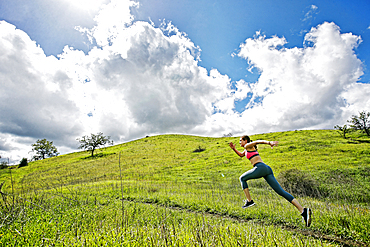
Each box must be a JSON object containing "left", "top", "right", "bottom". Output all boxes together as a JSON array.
[
  {"left": 1, "top": 130, "right": 370, "bottom": 246},
  {"left": 1, "top": 193, "right": 334, "bottom": 246}
]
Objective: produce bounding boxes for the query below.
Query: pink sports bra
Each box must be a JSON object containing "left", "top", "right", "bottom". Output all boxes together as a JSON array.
[{"left": 246, "top": 150, "right": 259, "bottom": 160}]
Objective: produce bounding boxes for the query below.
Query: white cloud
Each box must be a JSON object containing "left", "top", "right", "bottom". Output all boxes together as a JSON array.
[
  {"left": 0, "top": 21, "right": 84, "bottom": 162},
  {"left": 71, "top": 5, "right": 232, "bottom": 137},
  {"left": 302, "top": 5, "right": 319, "bottom": 22},
  {"left": 76, "top": 0, "right": 139, "bottom": 47},
  {"left": 223, "top": 22, "right": 367, "bottom": 134},
  {"left": 192, "top": 22, "right": 369, "bottom": 137},
  {"left": 1, "top": 0, "right": 369, "bottom": 164},
  {"left": 61, "top": 0, "right": 109, "bottom": 12}
]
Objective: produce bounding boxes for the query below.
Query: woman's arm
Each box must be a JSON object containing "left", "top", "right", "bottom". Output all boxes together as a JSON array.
[
  {"left": 244, "top": 140, "right": 279, "bottom": 149},
  {"left": 229, "top": 142, "right": 245, "bottom": 157}
]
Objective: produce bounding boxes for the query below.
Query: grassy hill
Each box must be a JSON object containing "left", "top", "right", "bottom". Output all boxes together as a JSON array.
[{"left": 1, "top": 130, "right": 369, "bottom": 246}]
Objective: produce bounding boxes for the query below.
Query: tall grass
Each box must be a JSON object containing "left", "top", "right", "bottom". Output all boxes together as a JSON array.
[{"left": 1, "top": 185, "right": 335, "bottom": 246}]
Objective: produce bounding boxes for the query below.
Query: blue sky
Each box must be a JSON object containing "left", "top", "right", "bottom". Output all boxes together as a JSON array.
[{"left": 1, "top": 0, "right": 370, "bottom": 163}]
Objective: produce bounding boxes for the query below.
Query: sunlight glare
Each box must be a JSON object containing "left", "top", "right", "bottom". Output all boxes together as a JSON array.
[{"left": 64, "top": 0, "right": 108, "bottom": 12}]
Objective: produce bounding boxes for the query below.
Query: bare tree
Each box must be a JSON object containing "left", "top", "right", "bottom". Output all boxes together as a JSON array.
[
  {"left": 77, "top": 132, "right": 113, "bottom": 157},
  {"left": 334, "top": 124, "right": 352, "bottom": 139},
  {"left": 347, "top": 111, "right": 370, "bottom": 136}
]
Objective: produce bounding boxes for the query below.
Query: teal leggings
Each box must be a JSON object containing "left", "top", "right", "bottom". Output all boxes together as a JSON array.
[{"left": 239, "top": 162, "right": 294, "bottom": 202}]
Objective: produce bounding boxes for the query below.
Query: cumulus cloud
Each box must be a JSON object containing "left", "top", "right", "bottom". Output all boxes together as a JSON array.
[
  {"left": 217, "top": 22, "right": 368, "bottom": 135},
  {"left": 1, "top": 0, "right": 369, "bottom": 164},
  {"left": 0, "top": 21, "right": 83, "bottom": 160},
  {"left": 68, "top": 0, "right": 232, "bottom": 140}
]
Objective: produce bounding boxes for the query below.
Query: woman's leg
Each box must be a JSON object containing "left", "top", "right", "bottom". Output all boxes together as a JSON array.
[
  {"left": 260, "top": 164, "right": 312, "bottom": 226},
  {"left": 243, "top": 188, "right": 252, "bottom": 201},
  {"left": 291, "top": 199, "right": 304, "bottom": 213},
  {"left": 265, "top": 173, "right": 312, "bottom": 225},
  {"left": 239, "top": 166, "right": 265, "bottom": 191},
  {"left": 239, "top": 164, "right": 269, "bottom": 202},
  {"left": 264, "top": 173, "right": 294, "bottom": 202},
  {"left": 263, "top": 172, "right": 304, "bottom": 213}
]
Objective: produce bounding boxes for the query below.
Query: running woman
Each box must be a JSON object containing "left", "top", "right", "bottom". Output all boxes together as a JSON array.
[{"left": 229, "top": 135, "right": 312, "bottom": 227}]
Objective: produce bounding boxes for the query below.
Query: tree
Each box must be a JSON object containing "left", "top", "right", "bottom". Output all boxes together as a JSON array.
[
  {"left": 31, "top": 139, "right": 59, "bottom": 160},
  {"left": 223, "top": 133, "right": 233, "bottom": 137},
  {"left": 77, "top": 132, "right": 113, "bottom": 157},
  {"left": 18, "top": 158, "right": 28, "bottom": 168},
  {"left": 347, "top": 111, "right": 370, "bottom": 136},
  {"left": 334, "top": 124, "right": 352, "bottom": 139}
]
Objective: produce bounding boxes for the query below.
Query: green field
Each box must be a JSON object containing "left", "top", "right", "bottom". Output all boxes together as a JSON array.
[{"left": 1, "top": 130, "right": 369, "bottom": 246}]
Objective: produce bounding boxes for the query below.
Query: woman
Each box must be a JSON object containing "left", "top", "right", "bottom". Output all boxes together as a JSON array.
[{"left": 229, "top": 135, "right": 312, "bottom": 227}]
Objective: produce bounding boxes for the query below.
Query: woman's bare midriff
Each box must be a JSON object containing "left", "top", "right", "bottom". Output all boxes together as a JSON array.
[{"left": 250, "top": 156, "right": 263, "bottom": 166}]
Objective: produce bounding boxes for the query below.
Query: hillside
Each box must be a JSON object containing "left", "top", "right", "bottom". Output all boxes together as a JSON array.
[
  {"left": 3, "top": 130, "right": 370, "bottom": 202},
  {"left": 1, "top": 130, "right": 370, "bottom": 246}
]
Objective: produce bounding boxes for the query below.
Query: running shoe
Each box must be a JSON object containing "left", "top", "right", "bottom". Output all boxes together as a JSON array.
[
  {"left": 242, "top": 200, "right": 255, "bottom": 208},
  {"left": 301, "top": 208, "right": 312, "bottom": 227}
]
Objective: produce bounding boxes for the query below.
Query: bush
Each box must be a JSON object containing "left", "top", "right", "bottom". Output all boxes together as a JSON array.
[
  {"left": 278, "top": 168, "right": 324, "bottom": 198},
  {"left": 193, "top": 146, "right": 206, "bottom": 153},
  {"left": 0, "top": 161, "right": 8, "bottom": 169},
  {"left": 19, "top": 158, "right": 28, "bottom": 168}
]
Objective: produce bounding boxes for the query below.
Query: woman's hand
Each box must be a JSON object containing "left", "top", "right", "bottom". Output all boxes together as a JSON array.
[
  {"left": 269, "top": 141, "right": 279, "bottom": 149},
  {"left": 229, "top": 142, "right": 245, "bottom": 157},
  {"left": 229, "top": 142, "right": 236, "bottom": 150}
]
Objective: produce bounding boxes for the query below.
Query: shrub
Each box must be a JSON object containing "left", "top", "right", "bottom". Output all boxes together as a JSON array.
[
  {"left": 18, "top": 158, "right": 28, "bottom": 168},
  {"left": 278, "top": 168, "right": 323, "bottom": 198},
  {"left": 193, "top": 146, "right": 206, "bottom": 153},
  {"left": 0, "top": 161, "right": 8, "bottom": 169}
]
